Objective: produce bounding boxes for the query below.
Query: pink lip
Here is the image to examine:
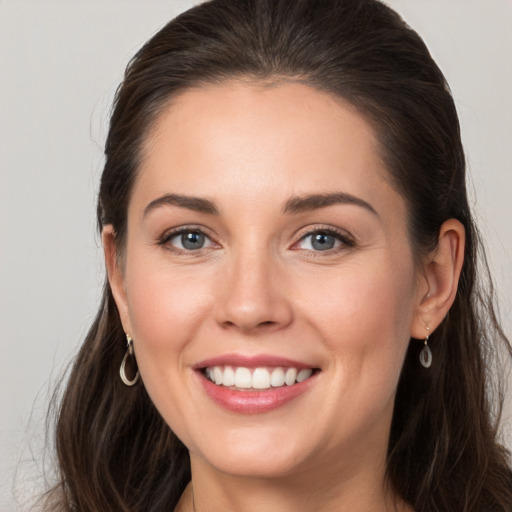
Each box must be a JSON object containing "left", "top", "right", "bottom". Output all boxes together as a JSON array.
[
  {"left": 197, "top": 375, "right": 317, "bottom": 414},
  {"left": 194, "top": 353, "right": 315, "bottom": 370},
  {"left": 193, "top": 353, "right": 319, "bottom": 414}
]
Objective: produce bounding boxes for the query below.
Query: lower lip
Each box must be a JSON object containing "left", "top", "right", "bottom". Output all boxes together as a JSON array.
[{"left": 197, "top": 371, "right": 318, "bottom": 414}]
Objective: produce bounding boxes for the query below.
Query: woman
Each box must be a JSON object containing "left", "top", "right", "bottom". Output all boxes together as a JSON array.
[{"left": 45, "top": 0, "right": 512, "bottom": 510}]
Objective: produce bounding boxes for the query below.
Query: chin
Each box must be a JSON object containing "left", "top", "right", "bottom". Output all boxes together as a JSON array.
[
  {"left": 188, "top": 428, "right": 315, "bottom": 479},
  {"left": 200, "top": 450, "right": 307, "bottom": 479}
]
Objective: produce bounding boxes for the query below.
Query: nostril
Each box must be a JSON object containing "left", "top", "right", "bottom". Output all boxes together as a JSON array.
[
  {"left": 222, "top": 319, "right": 275, "bottom": 329},
  {"left": 215, "top": 288, "right": 294, "bottom": 332}
]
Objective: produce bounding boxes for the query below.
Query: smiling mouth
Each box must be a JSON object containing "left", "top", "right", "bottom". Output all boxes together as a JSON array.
[{"left": 201, "top": 365, "right": 319, "bottom": 391}]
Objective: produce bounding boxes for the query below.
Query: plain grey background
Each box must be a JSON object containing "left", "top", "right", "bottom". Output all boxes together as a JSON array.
[{"left": 1, "top": 1, "right": 511, "bottom": 509}]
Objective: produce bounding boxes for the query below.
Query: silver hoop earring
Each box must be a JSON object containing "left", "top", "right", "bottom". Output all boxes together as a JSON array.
[
  {"left": 120, "top": 334, "right": 140, "bottom": 386},
  {"left": 419, "top": 326, "right": 432, "bottom": 368}
]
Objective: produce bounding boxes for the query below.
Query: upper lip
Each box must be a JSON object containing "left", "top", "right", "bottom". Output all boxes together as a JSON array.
[{"left": 193, "top": 353, "right": 318, "bottom": 370}]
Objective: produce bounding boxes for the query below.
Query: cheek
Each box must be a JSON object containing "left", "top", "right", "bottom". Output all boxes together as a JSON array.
[
  {"left": 293, "top": 258, "right": 417, "bottom": 449},
  {"left": 122, "top": 260, "right": 215, "bottom": 435},
  {"left": 123, "top": 256, "right": 214, "bottom": 368},
  {"left": 300, "top": 256, "right": 416, "bottom": 382}
]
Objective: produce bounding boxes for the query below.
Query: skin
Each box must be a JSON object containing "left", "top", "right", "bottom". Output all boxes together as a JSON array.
[{"left": 104, "top": 81, "right": 464, "bottom": 512}]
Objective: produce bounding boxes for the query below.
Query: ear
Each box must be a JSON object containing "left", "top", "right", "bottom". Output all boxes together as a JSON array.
[
  {"left": 102, "top": 225, "right": 132, "bottom": 335},
  {"left": 411, "top": 219, "right": 465, "bottom": 339}
]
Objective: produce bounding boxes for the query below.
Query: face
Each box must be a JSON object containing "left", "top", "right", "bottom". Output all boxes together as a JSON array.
[{"left": 109, "top": 81, "right": 425, "bottom": 481}]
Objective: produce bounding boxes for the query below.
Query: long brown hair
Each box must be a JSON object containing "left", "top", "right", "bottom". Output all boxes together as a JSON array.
[{"left": 45, "top": 1, "right": 512, "bottom": 510}]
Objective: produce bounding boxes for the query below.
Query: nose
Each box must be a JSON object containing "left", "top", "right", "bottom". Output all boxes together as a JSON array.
[{"left": 214, "top": 247, "right": 293, "bottom": 334}]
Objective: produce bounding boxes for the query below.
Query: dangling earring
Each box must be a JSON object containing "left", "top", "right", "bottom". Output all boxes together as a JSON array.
[
  {"left": 419, "top": 326, "right": 432, "bottom": 368},
  {"left": 120, "top": 334, "right": 140, "bottom": 386}
]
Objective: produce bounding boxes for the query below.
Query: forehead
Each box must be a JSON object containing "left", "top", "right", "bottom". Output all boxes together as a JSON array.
[
  {"left": 145, "top": 80, "right": 379, "bottom": 161},
  {"left": 133, "top": 80, "right": 400, "bottom": 218}
]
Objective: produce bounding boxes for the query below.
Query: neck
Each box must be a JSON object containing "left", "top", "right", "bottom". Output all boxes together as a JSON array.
[{"left": 175, "top": 456, "right": 413, "bottom": 512}]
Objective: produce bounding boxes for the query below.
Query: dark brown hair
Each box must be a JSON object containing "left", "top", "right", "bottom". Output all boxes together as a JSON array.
[{"left": 45, "top": 0, "right": 512, "bottom": 510}]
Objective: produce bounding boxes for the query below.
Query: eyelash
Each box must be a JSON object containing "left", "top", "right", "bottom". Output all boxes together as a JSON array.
[
  {"left": 157, "top": 226, "right": 355, "bottom": 255},
  {"left": 293, "top": 227, "right": 355, "bottom": 255},
  {"left": 158, "top": 226, "right": 218, "bottom": 255}
]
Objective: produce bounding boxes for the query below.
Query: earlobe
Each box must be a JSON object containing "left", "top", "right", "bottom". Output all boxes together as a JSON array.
[
  {"left": 411, "top": 219, "right": 465, "bottom": 339},
  {"left": 102, "top": 225, "right": 132, "bottom": 334}
]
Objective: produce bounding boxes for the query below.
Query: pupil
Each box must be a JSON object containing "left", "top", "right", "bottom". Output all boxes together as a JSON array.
[
  {"left": 182, "top": 232, "right": 204, "bottom": 250},
  {"left": 312, "top": 232, "right": 335, "bottom": 251}
]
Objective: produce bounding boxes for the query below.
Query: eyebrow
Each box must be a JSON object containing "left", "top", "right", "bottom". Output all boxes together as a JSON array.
[
  {"left": 144, "top": 193, "right": 219, "bottom": 217},
  {"left": 143, "top": 191, "right": 377, "bottom": 218},
  {"left": 283, "top": 192, "right": 378, "bottom": 216}
]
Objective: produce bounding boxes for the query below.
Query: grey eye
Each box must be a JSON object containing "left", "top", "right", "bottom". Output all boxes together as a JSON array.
[
  {"left": 311, "top": 232, "right": 336, "bottom": 251},
  {"left": 167, "top": 230, "right": 213, "bottom": 251},
  {"left": 180, "top": 231, "right": 205, "bottom": 250},
  {"left": 298, "top": 231, "right": 341, "bottom": 251}
]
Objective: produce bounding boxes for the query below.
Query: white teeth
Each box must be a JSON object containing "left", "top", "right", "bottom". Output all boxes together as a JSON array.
[
  {"left": 270, "top": 367, "right": 285, "bottom": 387},
  {"left": 234, "top": 367, "right": 252, "bottom": 388},
  {"left": 252, "top": 368, "right": 271, "bottom": 389},
  {"left": 213, "top": 366, "right": 223, "bottom": 385},
  {"left": 297, "top": 368, "right": 313, "bottom": 382},
  {"left": 223, "top": 366, "right": 235, "bottom": 386},
  {"left": 205, "top": 365, "right": 315, "bottom": 389},
  {"left": 285, "top": 368, "right": 297, "bottom": 386}
]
